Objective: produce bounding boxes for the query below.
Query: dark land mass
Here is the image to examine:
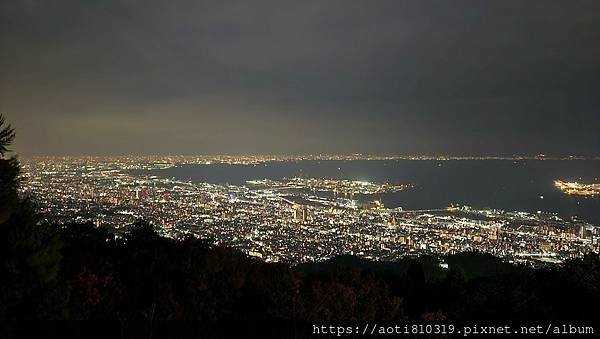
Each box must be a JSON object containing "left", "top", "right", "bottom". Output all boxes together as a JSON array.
[{"left": 2, "top": 218, "right": 599, "bottom": 338}]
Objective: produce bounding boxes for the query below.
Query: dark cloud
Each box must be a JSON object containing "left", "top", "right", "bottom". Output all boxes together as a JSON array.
[{"left": 1, "top": 0, "right": 599, "bottom": 155}]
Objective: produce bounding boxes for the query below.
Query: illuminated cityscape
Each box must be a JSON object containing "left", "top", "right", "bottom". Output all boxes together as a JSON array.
[
  {"left": 246, "top": 177, "right": 414, "bottom": 195},
  {"left": 3, "top": 0, "right": 600, "bottom": 332},
  {"left": 555, "top": 180, "right": 600, "bottom": 197},
  {"left": 20, "top": 156, "right": 599, "bottom": 266}
]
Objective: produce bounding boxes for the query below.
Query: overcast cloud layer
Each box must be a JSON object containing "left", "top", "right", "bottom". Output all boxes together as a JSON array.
[{"left": 1, "top": 0, "right": 599, "bottom": 155}]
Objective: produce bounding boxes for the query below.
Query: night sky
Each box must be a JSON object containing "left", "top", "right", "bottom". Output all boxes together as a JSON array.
[{"left": 1, "top": 1, "right": 599, "bottom": 156}]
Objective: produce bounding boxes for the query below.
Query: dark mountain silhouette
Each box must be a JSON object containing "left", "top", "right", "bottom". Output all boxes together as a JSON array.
[{"left": 0, "top": 115, "right": 598, "bottom": 338}]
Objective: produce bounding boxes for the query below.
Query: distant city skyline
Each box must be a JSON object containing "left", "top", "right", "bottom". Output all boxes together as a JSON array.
[
  {"left": 19, "top": 153, "right": 600, "bottom": 160},
  {"left": 21, "top": 154, "right": 600, "bottom": 265},
  {"left": 2, "top": 1, "right": 599, "bottom": 156}
]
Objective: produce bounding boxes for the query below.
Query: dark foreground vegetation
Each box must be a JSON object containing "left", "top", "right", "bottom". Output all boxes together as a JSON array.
[{"left": 1, "top": 115, "right": 599, "bottom": 338}]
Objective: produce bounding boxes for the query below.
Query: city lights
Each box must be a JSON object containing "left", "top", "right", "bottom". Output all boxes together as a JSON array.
[{"left": 20, "top": 156, "right": 599, "bottom": 266}]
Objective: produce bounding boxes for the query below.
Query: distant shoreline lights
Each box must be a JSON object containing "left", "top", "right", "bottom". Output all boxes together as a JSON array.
[{"left": 554, "top": 180, "right": 600, "bottom": 197}]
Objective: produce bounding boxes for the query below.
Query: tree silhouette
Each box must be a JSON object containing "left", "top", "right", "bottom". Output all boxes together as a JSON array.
[
  {"left": 0, "top": 115, "right": 65, "bottom": 335},
  {"left": 0, "top": 115, "right": 15, "bottom": 158},
  {"left": 0, "top": 115, "right": 19, "bottom": 224}
]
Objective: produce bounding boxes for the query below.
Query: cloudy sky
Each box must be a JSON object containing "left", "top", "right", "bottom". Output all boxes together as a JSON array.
[{"left": 1, "top": 0, "right": 599, "bottom": 155}]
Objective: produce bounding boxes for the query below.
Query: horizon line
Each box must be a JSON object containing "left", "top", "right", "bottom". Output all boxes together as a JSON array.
[{"left": 17, "top": 153, "right": 600, "bottom": 160}]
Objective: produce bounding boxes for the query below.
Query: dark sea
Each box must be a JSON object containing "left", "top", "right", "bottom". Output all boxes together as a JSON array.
[{"left": 143, "top": 160, "right": 600, "bottom": 224}]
